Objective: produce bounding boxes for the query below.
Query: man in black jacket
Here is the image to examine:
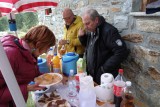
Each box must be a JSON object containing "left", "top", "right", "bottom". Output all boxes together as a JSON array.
[{"left": 78, "top": 9, "right": 129, "bottom": 84}]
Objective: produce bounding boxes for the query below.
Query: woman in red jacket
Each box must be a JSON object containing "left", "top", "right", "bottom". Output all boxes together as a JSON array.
[{"left": 0, "top": 25, "right": 56, "bottom": 107}]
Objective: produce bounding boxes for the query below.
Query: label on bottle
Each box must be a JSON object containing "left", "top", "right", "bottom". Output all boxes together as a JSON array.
[
  {"left": 113, "top": 85, "right": 123, "bottom": 97},
  {"left": 75, "top": 75, "right": 80, "bottom": 92},
  {"left": 53, "top": 68, "right": 60, "bottom": 73}
]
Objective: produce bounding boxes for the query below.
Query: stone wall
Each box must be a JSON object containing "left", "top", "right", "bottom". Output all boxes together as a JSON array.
[{"left": 39, "top": 0, "right": 160, "bottom": 106}]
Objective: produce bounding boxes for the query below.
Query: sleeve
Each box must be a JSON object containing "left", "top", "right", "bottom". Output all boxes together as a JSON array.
[
  {"left": 70, "top": 22, "right": 84, "bottom": 46},
  {"left": 0, "top": 84, "right": 28, "bottom": 103},
  {"left": 0, "top": 48, "right": 28, "bottom": 103},
  {"left": 78, "top": 34, "right": 88, "bottom": 47},
  {"left": 100, "top": 28, "right": 130, "bottom": 72}
]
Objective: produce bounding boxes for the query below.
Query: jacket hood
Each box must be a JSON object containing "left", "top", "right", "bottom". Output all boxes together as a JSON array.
[
  {"left": 73, "top": 15, "right": 82, "bottom": 25},
  {"left": 1, "top": 35, "right": 37, "bottom": 64},
  {"left": 1, "top": 35, "right": 20, "bottom": 48}
]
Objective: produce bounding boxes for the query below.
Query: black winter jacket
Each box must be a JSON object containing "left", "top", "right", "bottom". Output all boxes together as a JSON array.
[{"left": 79, "top": 16, "right": 129, "bottom": 84}]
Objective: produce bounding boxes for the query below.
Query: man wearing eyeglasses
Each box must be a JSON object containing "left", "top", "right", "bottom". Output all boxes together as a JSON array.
[{"left": 58, "top": 8, "right": 85, "bottom": 58}]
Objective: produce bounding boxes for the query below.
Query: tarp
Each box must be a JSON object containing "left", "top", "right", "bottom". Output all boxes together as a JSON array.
[{"left": 0, "top": 0, "right": 58, "bottom": 16}]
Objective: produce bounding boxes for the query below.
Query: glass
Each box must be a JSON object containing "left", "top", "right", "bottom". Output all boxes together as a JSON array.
[
  {"left": 59, "top": 45, "right": 66, "bottom": 56},
  {"left": 63, "top": 15, "right": 72, "bottom": 20}
]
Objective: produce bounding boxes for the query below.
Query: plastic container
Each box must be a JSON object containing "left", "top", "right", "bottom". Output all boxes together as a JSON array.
[
  {"left": 120, "top": 81, "right": 135, "bottom": 107},
  {"left": 62, "top": 52, "right": 79, "bottom": 76},
  {"left": 67, "top": 70, "right": 77, "bottom": 101},
  {"left": 52, "top": 53, "right": 60, "bottom": 73},
  {"left": 8, "top": 20, "right": 17, "bottom": 31},
  {"left": 113, "top": 69, "right": 126, "bottom": 107},
  {"left": 47, "top": 47, "right": 54, "bottom": 64},
  {"left": 46, "top": 47, "right": 54, "bottom": 72},
  {"left": 37, "top": 57, "right": 49, "bottom": 73},
  {"left": 59, "top": 45, "right": 66, "bottom": 56},
  {"left": 79, "top": 76, "right": 96, "bottom": 107}
]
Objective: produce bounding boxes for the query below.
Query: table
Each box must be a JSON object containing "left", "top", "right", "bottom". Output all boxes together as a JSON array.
[{"left": 31, "top": 82, "right": 115, "bottom": 107}]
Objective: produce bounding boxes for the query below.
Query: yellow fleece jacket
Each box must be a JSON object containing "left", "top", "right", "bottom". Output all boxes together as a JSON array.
[{"left": 58, "top": 16, "right": 85, "bottom": 55}]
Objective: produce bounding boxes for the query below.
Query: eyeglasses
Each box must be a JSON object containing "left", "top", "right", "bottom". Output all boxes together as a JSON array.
[{"left": 63, "top": 15, "right": 72, "bottom": 20}]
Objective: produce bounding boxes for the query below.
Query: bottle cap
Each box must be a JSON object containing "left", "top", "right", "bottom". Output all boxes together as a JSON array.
[
  {"left": 37, "top": 57, "right": 42, "bottom": 63},
  {"left": 118, "top": 69, "right": 123, "bottom": 74},
  {"left": 126, "top": 81, "right": 132, "bottom": 86},
  {"left": 49, "top": 47, "right": 53, "bottom": 50}
]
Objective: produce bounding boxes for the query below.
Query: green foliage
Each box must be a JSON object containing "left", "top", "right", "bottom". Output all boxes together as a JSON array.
[
  {"left": 15, "top": 14, "right": 23, "bottom": 30},
  {"left": 16, "top": 12, "right": 39, "bottom": 32},
  {"left": 0, "top": 16, "right": 9, "bottom": 31},
  {"left": 0, "top": 12, "right": 39, "bottom": 32}
]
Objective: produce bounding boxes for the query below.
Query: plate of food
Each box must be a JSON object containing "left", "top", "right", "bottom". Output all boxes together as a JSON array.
[
  {"left": 44, "top": 99, "right": 71, "bottom": 107},
  {"left": 34, "top": 73, "right": 63, "bottom": 87},
  {"left": 36, "top": 91, "right": 71, "bottom": 107}
]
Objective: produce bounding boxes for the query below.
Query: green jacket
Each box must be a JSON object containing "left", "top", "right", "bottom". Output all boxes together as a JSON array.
[{"left": 59, "top": 16, "right": 85, "bottom": 55}]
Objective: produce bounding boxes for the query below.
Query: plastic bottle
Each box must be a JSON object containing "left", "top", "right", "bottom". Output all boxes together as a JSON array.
[
  {"left": 59, "top": 45, "right": 66, "bottom": 56},
  {"left": 77, "top": 58, "right": 84, "bottom": 73},
  {"left": 113, "top": 69, "right": 126, "bottom": 107},
  {"left": 46, "top": 47, "right": 53, "bottom": 64},
  {"left": 67, "top": 70, "right": 78, "bottom": 105},
  {"left": 52, "top": 53, "right": 60, "bottom": 73},
  {"left": 120, "top": 81, "right": 135, "bottom": 107}
]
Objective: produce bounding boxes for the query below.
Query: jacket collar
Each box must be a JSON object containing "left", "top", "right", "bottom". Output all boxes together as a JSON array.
[{"left": 97, "top": 16, "right": 105, "bottom": 29}]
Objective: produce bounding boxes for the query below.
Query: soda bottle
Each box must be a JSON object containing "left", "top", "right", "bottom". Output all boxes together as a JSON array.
[
  {"left": 113, "top": 69, "right": 126, "bottom": 107},
  {"left": 52, "top": 53, "right": 60, "bottom": 73},
  {"left": 120, "top": 81, "right": 135, "bottom": 107}
]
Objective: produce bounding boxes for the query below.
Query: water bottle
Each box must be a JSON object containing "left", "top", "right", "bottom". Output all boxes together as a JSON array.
[{"left": 67, "top": 69, "right": 77, "bottom": 104}]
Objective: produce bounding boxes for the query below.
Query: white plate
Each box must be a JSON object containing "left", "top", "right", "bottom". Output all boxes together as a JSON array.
[
  {"left": 34, "top": 73, "right": 63, "bottom": 87},
  {"left": 34, "top": 86, "right": 50, "bottom": 94}
]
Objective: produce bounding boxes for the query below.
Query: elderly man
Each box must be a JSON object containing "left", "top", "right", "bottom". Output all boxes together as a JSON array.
[
  {"left": 58, "top": 8, "right": 85, "bottom": 58},
  {"left": 78, "top": 9, "right": 129, "bottom": 84}
]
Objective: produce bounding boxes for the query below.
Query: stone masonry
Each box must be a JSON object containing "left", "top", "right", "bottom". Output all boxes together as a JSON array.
[{"left": 38, "top": 0, "right": 160, "bottom": 106}]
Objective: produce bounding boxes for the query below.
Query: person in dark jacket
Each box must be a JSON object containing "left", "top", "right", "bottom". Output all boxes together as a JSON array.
[
  {"left": 78, "top": 9, "right": 129, "bottom": 84},
  {"left": 0, "top": 25, "right": 56, "bottom": 107}
]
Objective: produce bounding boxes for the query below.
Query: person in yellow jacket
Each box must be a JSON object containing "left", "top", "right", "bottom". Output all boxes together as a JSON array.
[{"left": 58, "top": 8, "right": 85, "bottom": 58}]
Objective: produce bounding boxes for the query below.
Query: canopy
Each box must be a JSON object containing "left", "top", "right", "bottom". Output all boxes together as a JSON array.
[
  {"left": 0, "top": 0, "right": 58, "bottom": 16},
  {"left": 0, "top": 0, "right": 59, "bottom": 107}
]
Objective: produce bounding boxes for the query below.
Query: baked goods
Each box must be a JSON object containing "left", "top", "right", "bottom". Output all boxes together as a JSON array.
[
  {"left": 37, "top": 91, "right": 71, "bottom": 107},
  {"left": 45, "top": 99, "right": 70, "bottom": 107},
  {"left": 34, "top": 73, "right": 62, "bottom": 86},
  {"left": 38, "top": 92, "right": 61, "bottom": 104}
]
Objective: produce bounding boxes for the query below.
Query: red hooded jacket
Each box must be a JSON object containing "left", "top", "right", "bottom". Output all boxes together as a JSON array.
[{"left": 0, "top": 35, "right": 41, "bottom": 106}]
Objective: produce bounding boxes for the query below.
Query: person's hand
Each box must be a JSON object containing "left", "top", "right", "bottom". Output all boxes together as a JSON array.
[
  {"left": 59, "top": 39, "right": 68, "bottom": 45},
  {"left": 78, "top": 27, "right": 85, "bottom": 37},
  {"left": 27, "top": 83, "right": 45, "bottom": 91}
]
